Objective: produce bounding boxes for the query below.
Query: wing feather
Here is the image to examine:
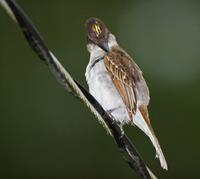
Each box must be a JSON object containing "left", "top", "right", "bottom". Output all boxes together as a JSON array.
[
  {"left": 104, "top": 47, "right": 151, "bottom": 123},
  {"left": 104, "top": 53, "right": 136, "bottom": 119}
]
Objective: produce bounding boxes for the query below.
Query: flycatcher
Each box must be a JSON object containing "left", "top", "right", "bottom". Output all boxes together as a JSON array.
[{"left": 85, "top": 17, "right": 168, "bottom": 170}]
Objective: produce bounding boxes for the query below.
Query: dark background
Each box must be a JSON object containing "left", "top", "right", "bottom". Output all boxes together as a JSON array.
[{"left": 0, "top": 0, "right": 200, "bottom": 178}]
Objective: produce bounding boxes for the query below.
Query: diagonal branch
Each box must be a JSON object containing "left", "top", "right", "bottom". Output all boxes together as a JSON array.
[{"left": 0, "top": 0, "right": 157, "bottom": 178}]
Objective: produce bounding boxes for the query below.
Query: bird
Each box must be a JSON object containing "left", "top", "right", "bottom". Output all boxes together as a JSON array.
[{"left": 85, "top": 17, "right": 168, "bottom": 170}]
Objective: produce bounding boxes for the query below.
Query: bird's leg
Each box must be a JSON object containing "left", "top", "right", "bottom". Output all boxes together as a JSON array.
[
  {"left": 106, "top": 106, "right": 122, "bottom": 119},
  {"left": 106, "top": 107, "right": 120, "bottom": 114},
  {"left": 106, "top": 107, "right": 122, "bottom": 125}
]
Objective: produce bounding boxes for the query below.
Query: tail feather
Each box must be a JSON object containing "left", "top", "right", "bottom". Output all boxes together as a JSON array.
[
  {"left": 133, "top": 110, "right": 168, "bottom": 170},
  {"left": 147, "top": 166, "right": 158, "bottom": 179}
]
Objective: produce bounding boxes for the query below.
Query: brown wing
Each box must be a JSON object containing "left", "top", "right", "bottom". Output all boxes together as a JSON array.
[{"left": 104, "top": 52, "right": 137, "bottom": 119}]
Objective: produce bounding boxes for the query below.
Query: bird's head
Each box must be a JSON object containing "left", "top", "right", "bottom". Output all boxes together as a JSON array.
[{"left": 85, "top": 17, "right": 110, "bottom": 52}]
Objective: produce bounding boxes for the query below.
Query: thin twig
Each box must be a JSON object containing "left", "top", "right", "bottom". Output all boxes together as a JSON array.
[{"left": 0, "top": 0, "right": 157, "bottom": 178}]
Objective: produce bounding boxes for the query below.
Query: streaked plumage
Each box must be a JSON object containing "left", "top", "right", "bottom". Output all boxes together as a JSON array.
[{"left": 85, "top": 17, "right": 168, "bottom": 170}]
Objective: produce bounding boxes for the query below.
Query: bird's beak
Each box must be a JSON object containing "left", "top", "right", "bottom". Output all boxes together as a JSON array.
[{"left": 99, "top": 41, "right": 109, "bottom": 52}]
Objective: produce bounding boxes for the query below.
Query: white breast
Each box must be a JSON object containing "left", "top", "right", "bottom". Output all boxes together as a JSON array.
[{"left": 85, "top": 44, "right": 130, "bottom": 124}]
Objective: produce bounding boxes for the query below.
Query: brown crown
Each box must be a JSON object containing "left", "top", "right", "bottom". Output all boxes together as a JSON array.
[{"left": 85, "top": 17, "right": 109, "bottom": 45}]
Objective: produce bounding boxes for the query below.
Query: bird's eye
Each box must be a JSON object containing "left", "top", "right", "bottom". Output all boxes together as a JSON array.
[{"left": 92, "top": 22, "right": 101, "bottom": 37}]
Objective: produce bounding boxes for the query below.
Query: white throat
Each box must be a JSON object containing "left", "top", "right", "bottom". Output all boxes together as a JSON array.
[{"left": 86, "top": 33, "right": 118, "bottom": 62}]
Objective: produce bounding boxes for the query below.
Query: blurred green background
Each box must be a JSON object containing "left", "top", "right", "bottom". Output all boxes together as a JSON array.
[{"left": 0, "top": 0, "right": 200, "bottom": 178}]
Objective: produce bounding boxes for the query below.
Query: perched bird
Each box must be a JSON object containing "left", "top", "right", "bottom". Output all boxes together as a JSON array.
[{"left": 85, "top": 17, "right": 168, "bottom": 170}]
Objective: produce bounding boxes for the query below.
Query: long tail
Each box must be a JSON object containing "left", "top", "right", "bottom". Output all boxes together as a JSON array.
[{"left": 133, "top": 109, "right": 168, "bottom": 170}]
